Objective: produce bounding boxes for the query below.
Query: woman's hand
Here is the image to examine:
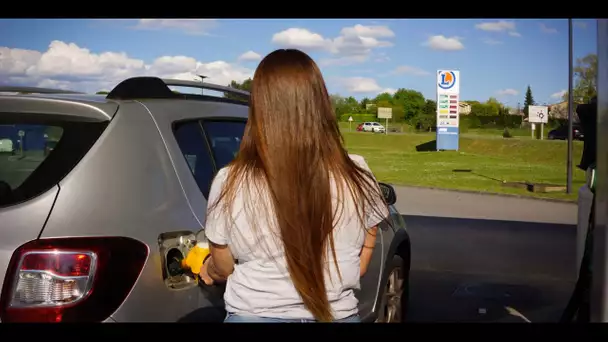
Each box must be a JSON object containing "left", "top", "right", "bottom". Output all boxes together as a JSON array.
[{"left": 199, "top": 257, "right": 215, "bottom": 286}]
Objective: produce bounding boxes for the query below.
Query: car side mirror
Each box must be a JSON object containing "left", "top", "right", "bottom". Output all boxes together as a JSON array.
[{"left": 379, "top": 182, "right": 397, "bottom": 206}]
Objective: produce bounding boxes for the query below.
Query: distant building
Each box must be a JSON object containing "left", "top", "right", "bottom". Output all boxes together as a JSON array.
[
  {"left": 548, "top": 101, "right": 569, "bottom": 119},
  {"left": 459, "top": 102, "right": 471, "bottom": 115},
  {"left": 508, "top": 107, "right": 523, "bottom": 116},
  {"left": 366, "top": 103, "right": 376, "bottom": 110}
]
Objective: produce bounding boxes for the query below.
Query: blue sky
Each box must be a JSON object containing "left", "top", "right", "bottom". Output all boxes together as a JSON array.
[{"left": 0, "top": 19, "right": 597, "bottom": 106}]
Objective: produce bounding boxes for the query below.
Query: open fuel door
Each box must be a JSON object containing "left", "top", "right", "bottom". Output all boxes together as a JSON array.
[{"left": 158, "top": 230, "right": 199, "bottom": 291}]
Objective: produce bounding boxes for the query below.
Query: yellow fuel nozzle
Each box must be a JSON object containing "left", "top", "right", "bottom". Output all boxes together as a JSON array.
[{"left": 181, "top": 241, "right": 210, "bottom": 276}]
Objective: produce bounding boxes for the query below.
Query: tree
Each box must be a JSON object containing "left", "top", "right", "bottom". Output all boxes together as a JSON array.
[
  {"left": 392, "top": 89, "right": 425, "bottom": 120},
  {"left": 423, "top": 99, "right": 437, "bottom": 115},
  {"left": 373, "top": 92, "right": 394, "bottom": 105},
  {"left": 523, "top": 85, "right": 535, "bottom": 118},
  {"left": 562, "top": 53, "right": 597, "bottom": 104},
  {"left": 484, "top": 97, "right": 501, "bottom": 116},
  {"left": 330, "top": 94, "right": 362, "bottom": 119},
  {"left": 224, "top": 78, "right": 252, "bottom": 101},
  {"left": 470, "top": 102, "right": 493, "bottom": 116},
  {"left": 360, "top": 97, "right": 371, "bottom": 111},
  {"left": 96, "top": 91, "right": 109, "bottom": 95},
  {"left": 411, "top": 99, "right": 437, "bottom": 131}
]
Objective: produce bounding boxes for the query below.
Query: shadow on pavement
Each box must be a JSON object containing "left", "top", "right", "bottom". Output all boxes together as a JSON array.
[{"left": 402, "top": 214, "right": 577, "bottom": 323}]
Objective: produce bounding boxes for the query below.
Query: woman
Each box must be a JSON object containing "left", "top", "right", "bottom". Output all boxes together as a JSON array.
[{"left": 199, "top": 49, "right": 389, "bottom": 323}]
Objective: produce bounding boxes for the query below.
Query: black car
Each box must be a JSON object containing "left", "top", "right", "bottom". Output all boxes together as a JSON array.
[{"left": 548, "top": 124, "right": 584, "bottom": 141}]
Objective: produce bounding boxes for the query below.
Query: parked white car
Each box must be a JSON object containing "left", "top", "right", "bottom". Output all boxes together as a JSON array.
[
  {"left": 0, "top": 138, "right": 14, "bottom": 153},
  {"left": 362, "top": 122, "right": 386, "bottom": 133}
]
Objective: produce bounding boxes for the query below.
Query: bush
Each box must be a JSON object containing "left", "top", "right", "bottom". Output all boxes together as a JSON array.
[{"left": 460, "top": 114, "right": 523, "bottom": 130}]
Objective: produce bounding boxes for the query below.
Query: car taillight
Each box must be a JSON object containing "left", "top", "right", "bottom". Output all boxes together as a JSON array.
[{"left": 0, "top": 237, "right": 148, "bottom": 322}]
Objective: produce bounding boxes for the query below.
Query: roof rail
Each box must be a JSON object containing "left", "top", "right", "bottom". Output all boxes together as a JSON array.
[
  {"left": 162, "top": 79, "right": 250, "bottom": 97},
  {"left": 0, "top": 86, "right": 84, "bottom": 94},
  {"left": 106, "top": 76, "right": 249, "bottom": 101}
]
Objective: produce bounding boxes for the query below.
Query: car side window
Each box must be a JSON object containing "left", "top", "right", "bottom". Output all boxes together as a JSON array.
[
  {"left": 173, "top": 121, "right": 215, "bottom": 198},
  {"left": 202, "top": 120, "right": 246, "bottom": 171}
]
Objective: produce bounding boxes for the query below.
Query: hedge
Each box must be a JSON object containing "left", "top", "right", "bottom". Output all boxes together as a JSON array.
[
  {"left": 339, "top": 113, "right": 568, "bottom": 130},
  {"left": 338, "top": 113, "right": 377, "bottom": 122}
]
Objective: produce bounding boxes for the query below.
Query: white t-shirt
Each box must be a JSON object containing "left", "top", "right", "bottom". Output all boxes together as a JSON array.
[{"left": 204, "top": 154, "right": 388, "bottom": 320}]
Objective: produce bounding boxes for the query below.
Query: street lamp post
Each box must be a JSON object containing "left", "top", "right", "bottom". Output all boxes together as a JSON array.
[
  {"left": 196, "top": 74, "right": 208, "bottom": 95},
  {"left": 567, "top": 18, "right": 574, "bottom": 194}
]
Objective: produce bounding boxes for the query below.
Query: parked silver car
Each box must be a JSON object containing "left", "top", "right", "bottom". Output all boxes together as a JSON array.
[{"left": 0, "top": 77, "right": 411, "bottom": 323}]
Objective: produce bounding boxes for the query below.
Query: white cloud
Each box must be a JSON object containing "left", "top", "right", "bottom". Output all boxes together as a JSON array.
[
  {"left": 482, "top": 38, "right": 503, "bottom": 45},
  {"left": 551, "top": 90, "right": 566, "bottom": 99},
  {"left": 475, "top": 20, "right": 521, "bottom": 37},
  {"left": 238, "top": 50, "right": 262, "bottom": 62},
  {"left": 475, "top": 20, "right": 515, "bottom": 32},
  {"left": 339, "top": 25, "right": 395, "bottom": 39},
  {"left": 338, "top": 77, "right": 385, "bottom": 93},
  {"left": 374, "top": 52, "right": 390, "bottom": 62},
  {"left": 133, "top": 19, "right": 218, "bottom": 35},
  {"left": 496, "top": 88, "right": 519, "bottom": 96},
  {"left": 381, "top": 88, "right": 396, "bottom": 95},
  {"left": 392, "top": 65, "right": 429, "bottom": 76},
  {"left": 271, "top": 28, "right": 332, "bottom": 50},
  {"left": 574, "top": 21, "right": 588, "bottom": 29},
  {"left": 0, "top": 40, "right": 253, "bottom": 93},
  {"left": 272, "top": 24, "right": 395, "bottom": 66},
  {"left": 540, "top": 23, "right": 558, "bottom": 34},
  {"left": 0, "top": 47, "right": 42, "bottom": 74},
  {"left": 423, "top": 35, "right": 464, "bottom": 51}
]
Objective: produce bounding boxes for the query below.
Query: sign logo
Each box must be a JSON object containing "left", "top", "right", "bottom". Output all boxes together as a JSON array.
[{"left": 438, "top": 71, "right": 457, "bottom": 90}]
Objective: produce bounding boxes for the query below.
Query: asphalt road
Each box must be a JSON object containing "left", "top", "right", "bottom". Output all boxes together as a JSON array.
[{"left": 394, "top": 186, "right": 578, "bottom": 323}]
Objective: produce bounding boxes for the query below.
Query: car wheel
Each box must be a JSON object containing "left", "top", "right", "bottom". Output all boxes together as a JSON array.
[{"left": 375, "top": 256, "right": 407, "bottom": 323}]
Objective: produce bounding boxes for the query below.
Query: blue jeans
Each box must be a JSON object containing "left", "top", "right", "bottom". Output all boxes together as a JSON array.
[{"left": 224, "top": 312, "right": 361, "bottom": 323}]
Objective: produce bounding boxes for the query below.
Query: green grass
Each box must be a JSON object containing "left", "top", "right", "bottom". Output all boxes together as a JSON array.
[{"left": 341, "top": 130, "right": 585, "bottom": 201}]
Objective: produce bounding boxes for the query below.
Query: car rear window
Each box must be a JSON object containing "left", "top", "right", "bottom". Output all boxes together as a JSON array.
[{"left": 0, "top": 119, "right": 108, "bottom": 207}]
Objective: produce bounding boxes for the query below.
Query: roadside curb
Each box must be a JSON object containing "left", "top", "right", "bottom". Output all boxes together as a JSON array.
[{"left": 388, "top": 184, "right": 577, "bottom": 204}]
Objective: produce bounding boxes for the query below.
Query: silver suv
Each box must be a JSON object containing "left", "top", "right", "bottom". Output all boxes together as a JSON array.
[{"left": 0, "top": 77, "right": 411, "bottom": 323}]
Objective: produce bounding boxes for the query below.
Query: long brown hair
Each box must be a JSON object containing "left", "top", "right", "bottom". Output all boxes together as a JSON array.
[{"left": 209, "top": 49, "right": 386, "bottom": 322}]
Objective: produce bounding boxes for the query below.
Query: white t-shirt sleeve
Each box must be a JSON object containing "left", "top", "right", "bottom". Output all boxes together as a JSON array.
[
  {"left": 204, "top": 167, "right": 231, "bottom": 246},
  {"left": 348, "top": 154, "right": 390, "bottom": 228}
]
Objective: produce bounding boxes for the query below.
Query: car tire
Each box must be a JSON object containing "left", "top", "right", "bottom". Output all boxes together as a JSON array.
[{"left": 375, "top": 255, "right": 408, "bottom": 323}]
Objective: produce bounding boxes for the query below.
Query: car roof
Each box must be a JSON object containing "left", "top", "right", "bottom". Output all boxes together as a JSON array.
[
  {"left": 0, "top": 93, "right": 120, "bottom": 121},
  {"left": 0, "top": 77, "right": 249, "bottom": 122}
]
